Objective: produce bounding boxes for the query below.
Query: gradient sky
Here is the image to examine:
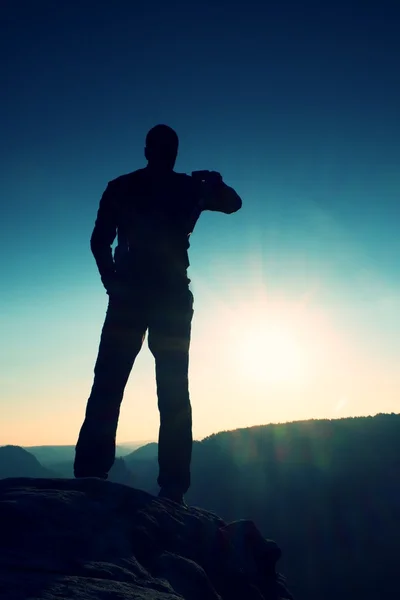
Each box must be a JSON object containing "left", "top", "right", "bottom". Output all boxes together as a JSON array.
[{"left": 1, "top": 0, "right": 399, "bottom": 446}]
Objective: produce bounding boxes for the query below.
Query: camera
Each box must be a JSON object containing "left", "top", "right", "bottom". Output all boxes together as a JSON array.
[{"left": 191, "top": 170, "right": 212, "bottom": 184}]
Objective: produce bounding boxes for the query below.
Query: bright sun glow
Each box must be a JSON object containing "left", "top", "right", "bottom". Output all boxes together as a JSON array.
[
  {"left": 233, "top": 324, "right": 307, "bottom": 383},
  {"left": 226, "top": 299, "right": 317, "bottom": 385}
]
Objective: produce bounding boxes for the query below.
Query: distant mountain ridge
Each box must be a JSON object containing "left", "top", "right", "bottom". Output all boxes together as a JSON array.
[
  {"left": 124, "top": 441, "right": 158, "bottom": 461},
  {"left": 0, "top": 445, "right": 57, "bottom": 479},
  {"left": 24, "top": 442, "right": 152, "bottom": 466},
  {"left": 0, "top": 445, "right": 136, "bottom": 487}
]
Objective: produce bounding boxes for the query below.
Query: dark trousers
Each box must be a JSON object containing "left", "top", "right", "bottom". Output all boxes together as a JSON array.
[{"left": 74, "top": 283, "right": 194, "bottom": 494}]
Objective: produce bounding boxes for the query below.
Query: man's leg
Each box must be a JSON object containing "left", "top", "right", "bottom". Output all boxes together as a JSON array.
[
  {"left": 147, "top": 287, "right": 194, "bottom": 496},
  {"left": 74, "top": 294, "right": 147, "bottom": 479}
]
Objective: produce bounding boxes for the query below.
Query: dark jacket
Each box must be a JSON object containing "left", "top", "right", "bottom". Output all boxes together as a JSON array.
[{"left": 90, "top": 167, "right": 242, "bottom": 289}]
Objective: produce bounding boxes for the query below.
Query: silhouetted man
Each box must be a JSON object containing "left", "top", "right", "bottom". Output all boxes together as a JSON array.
[{"left": 74, "top": 124, "right": 242, "bottom": 505}]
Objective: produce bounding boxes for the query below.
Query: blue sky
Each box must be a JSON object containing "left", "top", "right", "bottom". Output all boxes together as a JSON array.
[{"left": 1, "top": 0, "right": 399, "bottom": 445}]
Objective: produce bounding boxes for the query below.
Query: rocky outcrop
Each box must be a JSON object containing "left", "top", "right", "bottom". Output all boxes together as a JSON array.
[{"left": 0, "top": 477, "right": 293, "bottom": 599}]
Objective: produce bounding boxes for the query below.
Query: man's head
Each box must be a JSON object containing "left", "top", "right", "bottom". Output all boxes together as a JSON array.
[{"left": 144, "top": 124, "right": 179, "bottom": 171}]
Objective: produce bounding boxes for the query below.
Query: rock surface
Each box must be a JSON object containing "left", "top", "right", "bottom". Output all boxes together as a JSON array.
[{"left": 0, "top": 477, "right": 293, "bottom": 600}]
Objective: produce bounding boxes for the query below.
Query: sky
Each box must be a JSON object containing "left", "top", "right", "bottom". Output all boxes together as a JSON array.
[{"left": 1, "top": 0, "right": 400, "bottom": 446}]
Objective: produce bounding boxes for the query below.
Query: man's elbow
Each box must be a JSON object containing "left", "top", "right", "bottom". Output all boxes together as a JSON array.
[{"left": 90, "top": 227, "right": 111, "bottom": 258}]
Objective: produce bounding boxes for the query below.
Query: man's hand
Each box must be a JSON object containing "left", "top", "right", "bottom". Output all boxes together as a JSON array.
[
  {"left": 204, "top": 171, "right": 223, "bottom": 187},
  {"left": 196, "top": 171, "right": 224, "bottom": 210},
  {"left": 192, "top": 170, "right": 223, "bottom": 187},
  {"left": 104, "top": 274, "right": 127, "bottom": 298},
  {"left": 194, "top": 170, "right": 241, "bottom": 214}
]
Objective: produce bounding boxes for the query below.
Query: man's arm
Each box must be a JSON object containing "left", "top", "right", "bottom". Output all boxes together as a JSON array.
[
  {"left": 90, "top": 182, "right": 117, "bottom": 290},
  {"left": 196, "top": 171, "right": 242, "bottom": 214}
]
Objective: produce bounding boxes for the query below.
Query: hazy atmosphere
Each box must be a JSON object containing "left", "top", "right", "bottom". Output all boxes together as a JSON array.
[{"left": 1, "top": 0, "right": 399, "bottom": 446}]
